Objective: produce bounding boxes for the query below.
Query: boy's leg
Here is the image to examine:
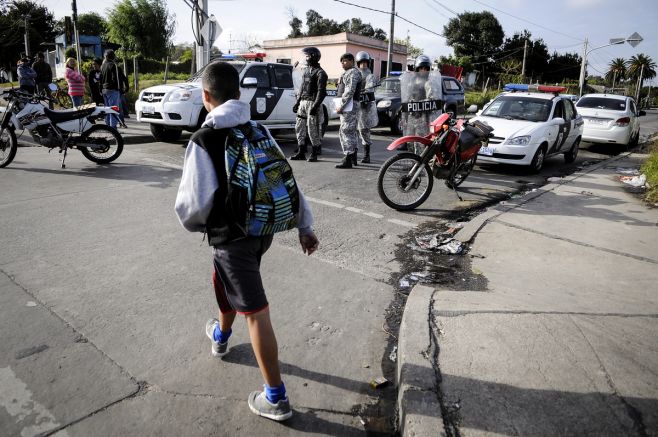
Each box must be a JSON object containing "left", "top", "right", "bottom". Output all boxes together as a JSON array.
[{"left": 245, "top": 308, "right": 281, "bottom": 387}]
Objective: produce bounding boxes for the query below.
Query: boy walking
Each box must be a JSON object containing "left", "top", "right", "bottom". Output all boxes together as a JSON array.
[{"left": 174, "top": 62, "right": 319, "bottom": 421}]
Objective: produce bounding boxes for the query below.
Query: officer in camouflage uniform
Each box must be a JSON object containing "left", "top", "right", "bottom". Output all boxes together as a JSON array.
[
  {"left": 290, "top": 47, "right": 328, "bottom": 162},
  {"left": 355, "top": 51, "right": 378, "bottom": 164},
  {"left": 335, "top": 53, "right": 362, "bottom": 169}
]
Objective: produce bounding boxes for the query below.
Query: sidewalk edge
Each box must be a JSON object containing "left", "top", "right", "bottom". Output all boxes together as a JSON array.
[{"left": 397, "top": 284, "right": 446, "bottom": 437}]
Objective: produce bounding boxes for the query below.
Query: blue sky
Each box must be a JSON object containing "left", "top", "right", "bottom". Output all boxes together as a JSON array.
[{"left": 42, "top": 0, "right": 658, "bottom": 81}]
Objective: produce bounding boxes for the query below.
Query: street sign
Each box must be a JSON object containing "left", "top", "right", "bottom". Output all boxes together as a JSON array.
[
  {"left": 609, "top": 38, "right": 625, "bottom": 45},
  {"left": 200, "top": 15, "right": 222, "bottom": 46},
  {"left": 627, "top": 32, "right": 643, "bottom": 48}
]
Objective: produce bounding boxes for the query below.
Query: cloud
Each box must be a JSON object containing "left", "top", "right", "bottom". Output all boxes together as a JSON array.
[{"left": 564, "top": 0, "right": 607, "bottom": 9}]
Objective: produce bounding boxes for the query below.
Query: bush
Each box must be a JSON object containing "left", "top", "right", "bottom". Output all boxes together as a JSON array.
[
  {"left": 466, "top": 90, "right": 500, "bottom": 109},
  {"left": 641, "top": 140, "right": 658, "bottom": 204}
]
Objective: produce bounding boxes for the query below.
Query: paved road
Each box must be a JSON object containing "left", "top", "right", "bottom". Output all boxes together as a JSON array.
[{"left": 1, "top": 112, "right": 656, "bottom": 436}]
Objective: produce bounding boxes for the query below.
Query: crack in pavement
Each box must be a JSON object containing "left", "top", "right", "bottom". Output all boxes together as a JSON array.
[
  {"left": 567, "top": 315, "right": 649, "bottom": 437},
  {"left": 494, "top": 219, "right": 658, "bottom": 265}
]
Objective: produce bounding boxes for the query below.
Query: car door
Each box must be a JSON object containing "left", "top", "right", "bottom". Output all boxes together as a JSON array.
[
  {"left": 240, "top": 64, "right": 277, "bottom": 121},
  {"left": 270, "top": 64, "right": 297, "bottom": 124},
  {"left": 563, "top": 98, "right": 581, "bottom": 148},
  {"left": 549, "top": 99, "right": 571, "bottom": 154}
]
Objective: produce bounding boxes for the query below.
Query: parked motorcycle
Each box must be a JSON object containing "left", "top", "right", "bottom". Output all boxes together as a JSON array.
[
  {"left": 0, "top": 86, "right": 123, "bottom": 168},
  {"left": 377, "top": 111, "right": 494, "bottom": 210}
]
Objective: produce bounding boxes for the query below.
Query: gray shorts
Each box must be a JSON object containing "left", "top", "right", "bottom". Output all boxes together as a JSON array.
[{"left": 212, "top": 235, "right": 274, "bottom": 314}]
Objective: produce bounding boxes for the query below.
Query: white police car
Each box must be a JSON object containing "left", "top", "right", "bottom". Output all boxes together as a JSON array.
[
  {"left": 135, "top": 58, "right": 329, "bottom": 142},
  {"left": 472, "top": 84, "right": 583, "bottom": 172}
]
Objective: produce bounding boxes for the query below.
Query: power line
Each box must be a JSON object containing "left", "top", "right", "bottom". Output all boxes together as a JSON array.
[
  {"left": 428, "top": 0, "right": 459, "bottom": 16},
  {"left": 422, "top": 0, "right": 452, "bottom": 21},
  {"left": 470, "top": 0, "right": 583, "bottom": 42},
  {"left": 331, "top": 0, "right": 445, "bottom": 38}
]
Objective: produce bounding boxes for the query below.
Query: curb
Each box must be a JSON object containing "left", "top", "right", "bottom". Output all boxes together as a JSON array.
[{"left": 397, "top": 284, "right": 446, "bottom": 437}]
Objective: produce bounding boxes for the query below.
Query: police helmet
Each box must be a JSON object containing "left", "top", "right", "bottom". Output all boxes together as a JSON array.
[
  {"left": 302, "top": 47, "right": 321, "bottom": 63},
  {"left": 414, "top": 54, "right": 432, "bottom": 72},
  {"left": 355, "top": 51, "right": 370, "bottom": 64}
]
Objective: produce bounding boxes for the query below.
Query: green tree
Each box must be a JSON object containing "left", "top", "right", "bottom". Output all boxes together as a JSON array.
[
  {"left": 544, "top": 51, "right": 581, "bottom": 83},
  {"left": 442, "top": 11, "right": 504, "bottom": 62},
  {"left": 55, "top": 13, "right": 108, "bottom": 43},
  {"left": 106, "top": 0, "right": 176, "bottom": 59},
  {"left": 627, "top": 53, "right": 657, "bottom": 93},
  {"left": 0, "top": 0, "right": 57, "bottom": 67},
  {"left": 394, "top": 37, "right": 422, "bottom": 59},
  {"left": 287, "top": 9, "right": 386, "bottom": 40},
  {"left": 498, "top": 30, "right": 549, "bottom": 82},
  {"left": 605, "top": 58, "right": 626, "bottom": 88}
]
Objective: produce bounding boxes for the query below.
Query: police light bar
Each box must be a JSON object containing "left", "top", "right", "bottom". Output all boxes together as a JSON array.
[{"left": 504, "top": 83, "right": 568, "bottom": 93}]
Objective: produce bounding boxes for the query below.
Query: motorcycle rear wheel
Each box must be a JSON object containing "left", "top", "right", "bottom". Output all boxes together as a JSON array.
[
  {"left": 445, "top": 154, "right": 477, "bottom": 189},
  {"left": 79, "top": 125, "right": 123, "bottom": 164},
  {"left": 0, "top": 127, "right": 17, "bottom": 168},
  {"left": 377, "top": 152, "right": 433, "bottom": 210}
]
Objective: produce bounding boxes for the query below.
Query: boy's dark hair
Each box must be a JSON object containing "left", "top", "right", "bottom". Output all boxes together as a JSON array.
[
  {"left": 340, "top": 53, "right": 354, "bottom": 62},
  {"left": 202, "top": 61, "right": 239, "bottom": 103}
]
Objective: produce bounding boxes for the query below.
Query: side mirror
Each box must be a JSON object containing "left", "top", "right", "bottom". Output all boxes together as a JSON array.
[
  {"left": 242, "top": 77, "right": 258, "bottom": 88},
  {"left": 48, "top": 83, "right": 58, "bottom": 92},
  {"left": 467, "top": 104, "right": 478, "bottom": 113},
  {"left": 639, "top": 110, "right": 646, "bottom": 117},
  {"left": 550, "top": 117, "right": 565, "bottom": 125}
]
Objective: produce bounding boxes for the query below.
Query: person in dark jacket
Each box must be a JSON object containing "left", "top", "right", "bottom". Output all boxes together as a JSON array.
[
  {"left": 100, "top": 49, "right": 121, "bottom": 128},
  {"left": 88, "top": 58, "right": 104, "bottom": 105},
  {"left": 32, "top": 52, "right": 53, "bottom": 106}
]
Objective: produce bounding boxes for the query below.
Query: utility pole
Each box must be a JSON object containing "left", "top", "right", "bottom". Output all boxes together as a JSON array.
[
  {"left": 71, "top": 0, "right": 82, "bottom": 70},
  {"left": 521, "top": 38, "right": 528, "bottom": 82},
  {"left": 386, "top": 0, "right": 395, "bottom": 76},
  {"left": 636, "top": 63, "right": 645, "bottom": 103},
  {"left": 578, "top": 38, "right": 588, "bottom": 97},
  {"left": 22, "top": 14, "right": 30, "bottom": 57}
]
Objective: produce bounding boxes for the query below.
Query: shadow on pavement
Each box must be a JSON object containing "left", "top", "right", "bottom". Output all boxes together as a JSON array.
[{"left": 3, "top": 162, "right": 181, "bottom": 189}]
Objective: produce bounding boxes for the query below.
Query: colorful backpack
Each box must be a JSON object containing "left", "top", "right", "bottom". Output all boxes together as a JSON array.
[{"left": 224, "top": 122, "right": 300, "bottom": 236}]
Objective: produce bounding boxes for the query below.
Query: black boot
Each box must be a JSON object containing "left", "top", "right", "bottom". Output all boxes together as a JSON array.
[
  {"left": 351, "top": 148, "right": 358, "bottom": 166},
  {"left": 335, "top": 154, "right": 353, "bottom": 169},
  {"left": 289, "top": 147, "right": 307, "bottom": 160},
  {"left": 307, "top": 147, "right": 319, "bottom": 162},
  {"left": 361, "top": 144, "right": 371, "bottom": 163}
]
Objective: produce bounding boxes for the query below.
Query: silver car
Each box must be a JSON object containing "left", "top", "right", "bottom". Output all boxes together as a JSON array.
[{"left": 576, "top": 94, "right": 645, "bottom": 147}]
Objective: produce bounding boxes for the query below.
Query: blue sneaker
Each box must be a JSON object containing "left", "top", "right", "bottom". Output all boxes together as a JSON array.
[{"left": 205, "top": 318, "right": 229, "bottom": 358}]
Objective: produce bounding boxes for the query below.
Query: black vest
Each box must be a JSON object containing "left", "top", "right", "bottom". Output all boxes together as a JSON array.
[{"left": 191, "top": 126, "right": 247, "bottom": 246}]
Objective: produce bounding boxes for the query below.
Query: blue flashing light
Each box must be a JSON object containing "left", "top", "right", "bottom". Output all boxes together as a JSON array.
[
  {"left": 504, "top": 83, "right": 529, "bottom": 91},
  {"left": 220, "top": 54, "right": 237, "bottom": 59}
]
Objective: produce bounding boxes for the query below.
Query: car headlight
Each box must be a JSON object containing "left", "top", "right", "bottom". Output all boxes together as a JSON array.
[
  {"left": 168, "top": 91, "right": 192, "bottom": 102},
  {"left": 506, "top": 135, "right": 531, "bottom": 145},
  {"left": 377, "top": 100, "right": 392, "bottom": 109}
]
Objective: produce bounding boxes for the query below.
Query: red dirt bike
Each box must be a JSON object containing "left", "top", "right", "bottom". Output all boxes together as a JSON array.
[{"left": 377, "top": 113, "right": 494, "bottom": 210}]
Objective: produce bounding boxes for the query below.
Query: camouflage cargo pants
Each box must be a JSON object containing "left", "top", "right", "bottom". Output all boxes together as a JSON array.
[
  {"left": 295, "top": 100, "right": 324, "bottom": 150},
  {"left": 339, "top": 109, "right": 359, "bottom": 154}
]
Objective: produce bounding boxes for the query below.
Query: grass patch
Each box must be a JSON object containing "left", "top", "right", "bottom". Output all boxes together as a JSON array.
[{"left": 641, "top": 139, "right": 658, "bottom": 203}]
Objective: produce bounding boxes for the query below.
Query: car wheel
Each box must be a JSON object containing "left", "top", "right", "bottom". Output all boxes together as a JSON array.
[
  {"left": 391, "top": 112, "right": 403, "bottom": 135},
  {"left": 564, "top": 139, "right": 579, "bottom": 164},
  {"left": 150, "top": 124, "right": 182, "bottom": 142},
  {"left": 529, "top": 145, "right": 546, "bottom": 173},
  {"left": 629, "top": 130, "right": 639, "bottom": 148}
]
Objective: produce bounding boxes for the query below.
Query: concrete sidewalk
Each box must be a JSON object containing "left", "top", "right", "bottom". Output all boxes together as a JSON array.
[{"left": 398, "top": 150, "right": 658, "bottom": 436}]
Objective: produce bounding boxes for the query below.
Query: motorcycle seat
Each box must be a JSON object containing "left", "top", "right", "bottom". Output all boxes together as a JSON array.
[{"left": 44, "top": 107, "right": 97, "bottom": 124}]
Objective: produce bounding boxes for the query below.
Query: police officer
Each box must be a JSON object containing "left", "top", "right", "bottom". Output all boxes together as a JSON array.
[
  {"left": 355, "top": 51, "right": 378, "bottom": 164},
  {"left": 335, "top": 53, "right": 362, "bottom": 169},
  {"left": 406, "top": 54, "right": 438, "bottom": 155},
  {"left": 290, "top": 47, "right": 328, "bottom": 162}
]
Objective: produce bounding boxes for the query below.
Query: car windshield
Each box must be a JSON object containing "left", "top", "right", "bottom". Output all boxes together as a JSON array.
[
  {"left": 577, "top": 97, "right": 626, "bottom": 111},
  {"left": 481, "top": 95, "right": 552, "bottom": 122},
  {"left": 376, "top": 79, "right": 400, "bottom": 95},
  {"left": 188, "top": 61, "right": 245, "bottom": 82}
]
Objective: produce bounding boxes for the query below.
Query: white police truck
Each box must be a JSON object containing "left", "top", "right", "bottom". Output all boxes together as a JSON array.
[{"left": 135, "top": 59, "right": 329, "bottom": 142}]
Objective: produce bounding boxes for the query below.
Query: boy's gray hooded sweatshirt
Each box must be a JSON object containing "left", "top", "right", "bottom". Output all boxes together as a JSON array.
[{"left": 175, "top": 99, "right": 314, "bottom": 236}]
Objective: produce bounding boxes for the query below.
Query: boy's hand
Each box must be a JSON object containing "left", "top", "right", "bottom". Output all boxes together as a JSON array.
[{"left": 299, "top": 232, "right": 319, "bottom": 255}]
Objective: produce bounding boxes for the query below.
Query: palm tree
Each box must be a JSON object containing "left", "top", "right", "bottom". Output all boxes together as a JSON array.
[
  {"left": 627, "top": 54, "right": 657, "bottom": 99},
  {"left": 606, "top": 58, "right": 626, "bottom": 89}
]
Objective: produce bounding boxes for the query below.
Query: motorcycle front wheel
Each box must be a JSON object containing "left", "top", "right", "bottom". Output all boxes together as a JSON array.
[
  {"left": 78, "top": 125, "right": 123, "bottom": 164},
  {"left": 0, "top": 127, "right": 17, "bottom": 168},
  {"left": 377, "top": 152, "right": 433, "bottom": 211}
]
